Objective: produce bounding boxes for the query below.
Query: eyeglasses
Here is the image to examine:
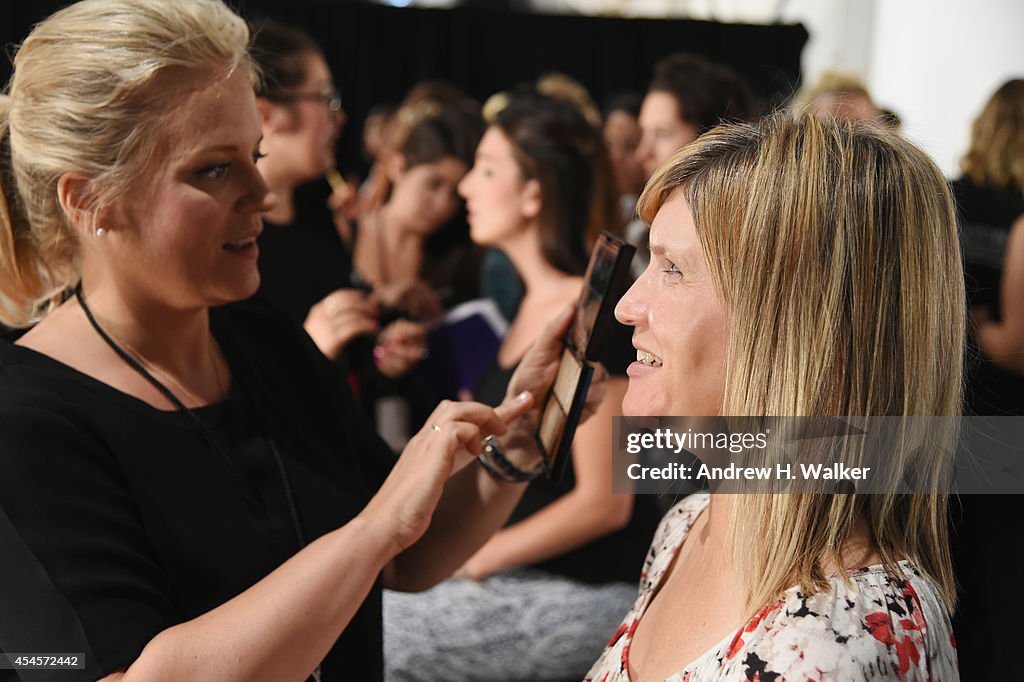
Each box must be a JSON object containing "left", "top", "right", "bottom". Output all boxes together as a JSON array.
[{"left": 266, "top": 89, "right": 343, "bottom": 113}]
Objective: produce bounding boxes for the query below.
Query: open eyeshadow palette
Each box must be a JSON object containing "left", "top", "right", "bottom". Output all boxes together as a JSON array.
[{"left": 535, "top": 232, "right": 636, "bottom": 478}]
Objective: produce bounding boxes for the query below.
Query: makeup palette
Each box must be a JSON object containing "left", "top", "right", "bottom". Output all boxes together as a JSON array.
[{"left": 536, "top": 232, "right": 636, "bottom": 478}]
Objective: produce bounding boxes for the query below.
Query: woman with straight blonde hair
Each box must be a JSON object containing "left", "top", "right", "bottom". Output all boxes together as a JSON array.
[
  {"left": 587, "top": 113, "right": 962, "bottom": 680},
  {"left": 0, "top": 1, "right": 595, "bottom": 679}
]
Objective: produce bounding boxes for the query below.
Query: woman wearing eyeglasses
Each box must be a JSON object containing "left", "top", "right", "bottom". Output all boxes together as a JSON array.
[{"left": 251, "top": 20, "right": 425, "bottom": 378}]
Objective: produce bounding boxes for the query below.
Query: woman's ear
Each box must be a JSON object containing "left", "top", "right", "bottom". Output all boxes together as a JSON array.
[
  {"left": 385, "top": 152, "right": 407, "bottom": 184},
  {"left": 56, "top": 173, "right": 102, "bottom": 238},
  {"left": 257, "top": 97, "right": 292, "bottom": 133},
  {"left": 520, "top": 178, "right": 542, "bottom": 220}
]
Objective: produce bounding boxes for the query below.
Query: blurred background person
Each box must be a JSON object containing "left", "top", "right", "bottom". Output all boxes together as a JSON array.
[
  {"left": 791, "top": 69, "right": 881, "bottom": 122},
  {"left": 251, "top": 19, "right": 425, "bottom": 390},
  {"left": 351, "top": 93, "right": 486, "bottom": 447},
  {"left": 956, "top": 78, "right": 1024, "bottom": 354},
  {"left": 628, "top": 52, "right": 758, "bottom": 276},
  {"left": 949, "top": 77, "right": 1024, "bottom": 681},
  {"left": 384, "top": 91, "right": 660, "bottom": 682},
  {"left": 602, "top": 92, "right": 645, "bottom": 229},
  {"left": 353, "top": 90, "right": 484, "bottom": 318},
  {"left": 478, "top": 75, "right": 617, "bottom": 326}
]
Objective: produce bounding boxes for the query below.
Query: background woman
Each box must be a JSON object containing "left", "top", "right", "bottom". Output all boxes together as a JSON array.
[
  {"left": 384, "top": 91, "right": 661, "bottom": 682},
  {"left": 0, "top": 2, "right": 595, "bottom": 679},
  {"left": 587, "top": 113, "right": 961, "bottom": 680},
  {"left": 953, "top": 78, "right": 1024, "bottom": 415},
  {"left": 251, "top": 19, "right": 423, "bottom": 377},
  {"left": 627, "top": 52, "right": 757, "bottom": 277},
  {"left": 352, "top": 94, "right": 485, "bottom": 320},
  {"left": 949, "top": 77, "right": 1024, "bottom": 679}
]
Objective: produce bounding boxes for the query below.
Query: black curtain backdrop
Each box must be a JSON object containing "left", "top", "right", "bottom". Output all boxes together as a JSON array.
[{"left": 0, "top": 1, "right": 806, "bottom": 180}]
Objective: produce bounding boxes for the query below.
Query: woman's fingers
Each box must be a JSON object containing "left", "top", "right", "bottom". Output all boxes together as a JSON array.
[
  {"left": 493, "top": 390, "right": 534, "bottom": 425},
  {"left": 423, "top": 400, "right": 508, "bottom": 441}
]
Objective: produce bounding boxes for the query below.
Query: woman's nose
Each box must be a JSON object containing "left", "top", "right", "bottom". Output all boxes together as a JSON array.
[
  {"left": 241, "top": 164, "right": 276, "bottom": 214},
  {"left": 615, "top": 275, "right": 648, "bottom": 327},
  {"left": 458, "top": 171, "right": 473, "bottom": 200}
]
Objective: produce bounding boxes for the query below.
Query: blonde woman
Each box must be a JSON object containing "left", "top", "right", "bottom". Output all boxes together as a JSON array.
[
  {"left": 587, "top": 114, "right": 962, "bottom": 680},
  {"left": 954, "top": 78, "right": 1024, "bottom": 414},
  {"left": 0, "top": 1, "right": 598, "bottom": 679}
]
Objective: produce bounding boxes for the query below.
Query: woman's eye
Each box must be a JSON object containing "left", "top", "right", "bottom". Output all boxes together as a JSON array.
[
  {"left": 253, "top": 150, "right": 267, "bottom": 164},
  {"left": 663, "top": 261, "right": 681, "bottom": 276},
  {"left": 197, "top": 163, "right": 229, "bottom": 179}
]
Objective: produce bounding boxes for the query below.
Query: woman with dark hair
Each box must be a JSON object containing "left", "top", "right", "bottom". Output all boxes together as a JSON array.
[
  {"left": 350, "top": 101, "right": 487, "bottom": 446},
  {"left": 627, "top": 53, "right": 757, "bottom": 276},
  {"left": 353, "top": 94, "right": 486, "bottom": 320},
  {"left": 384, "top": 91, "right": 660, "bottom": 682},
  {"left": 251, "top": 19, "right": 424, "bottom": 376}
]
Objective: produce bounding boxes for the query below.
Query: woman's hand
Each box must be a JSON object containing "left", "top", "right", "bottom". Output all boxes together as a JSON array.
[
  {"left": 327, "top": 170, "right": 360, "bottom": 243},
  {"left": 304, "top": 289, "right": 380, "bottom": 360},
  {"left": 376, "top": 279, "right": 444, "bottom": 323},
  {"left": 359, "top": 392, "right": 535, "bottom": 556},
  {"left": 501, "top": 305, "right": 610, "bottom": 459},
  {"left": 374, "top": 319, "right": 427, "bottom": 379}
]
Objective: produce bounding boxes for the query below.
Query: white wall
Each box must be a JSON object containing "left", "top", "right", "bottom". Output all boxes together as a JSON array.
[{"left": 868, "top": 0, "right": 1024, "bottom": 177}]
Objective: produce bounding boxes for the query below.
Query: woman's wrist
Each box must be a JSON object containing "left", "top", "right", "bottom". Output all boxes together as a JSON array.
[{"left": 477, "top": 435, "right": 543, "bottom": 483}]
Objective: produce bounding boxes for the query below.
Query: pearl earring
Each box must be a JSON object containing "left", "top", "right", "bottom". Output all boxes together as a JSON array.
[{"left": 94, "top": 227, "right": 106, "bottom": 237}]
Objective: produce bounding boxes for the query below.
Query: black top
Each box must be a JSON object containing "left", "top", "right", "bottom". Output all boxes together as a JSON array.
[
  {"left": 950, "top": 178, "right": 1024, "bottom": 416},
  {"left": 257, "top": 215, "right": 355, "bottom": 328},
  {"left": 0, "top": 299, "right": 395, "bottom": 681},
  {"left": 474, "top": 319, "right": 661, "bottom": 585},
  {"left": 951, "top": 177, "right": 1024, "bottom": 317}
]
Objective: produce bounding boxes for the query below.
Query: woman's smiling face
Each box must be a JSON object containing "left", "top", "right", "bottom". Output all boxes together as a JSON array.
[{"left": 614, "top": 189, "right": 728, "bottom": 417}]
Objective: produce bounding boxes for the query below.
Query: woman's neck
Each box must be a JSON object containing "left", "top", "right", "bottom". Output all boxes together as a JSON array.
[
  {"left": 76, "top": 277, "right": 219, "bottom": 391},
  {"left": 367, "top": 204, "right": 425, "bottom": 285},
  {"left": 500, "top": 226, "right": 577, "bottom": 296}
]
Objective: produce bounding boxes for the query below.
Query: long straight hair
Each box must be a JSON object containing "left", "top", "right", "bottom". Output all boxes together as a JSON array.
[{"left": 638, "top": 113, "right": 964, "bottom": 615}]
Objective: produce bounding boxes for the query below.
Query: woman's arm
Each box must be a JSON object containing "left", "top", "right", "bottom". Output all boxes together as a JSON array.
[
  {"left": 977, "top": 214, "right": 1024, "bottom": 372},
  {"left": 102, "top": 396, "right": 526, "bottom": 682},
  {"left": 384, "top": 305, "right": 619, "bottom": 590},
  {"left": 455, "top": 377, "right": 632, "bottom": 580}
]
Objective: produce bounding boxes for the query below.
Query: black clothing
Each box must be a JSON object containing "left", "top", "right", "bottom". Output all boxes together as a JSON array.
[
  {"left": 0, "top": 299, "right": 394, "bottom": 681},
  {"left": 951, "top": 178, "right": 1024, "bottom": 416},
  {"left": 952, "top": 178, "right": 1024, "bottom": 317},
  {"left": 949, "top": 179, "right": 1024, "bottom": 680},
  {"left": 474, "top": 319, "right": 660, "bottom": 585},
  {"left": 257, "top": 217, "right": 355, "bottom": 328}
]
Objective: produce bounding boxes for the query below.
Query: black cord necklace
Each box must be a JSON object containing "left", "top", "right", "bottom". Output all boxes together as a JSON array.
[{"left": 73, "top": 284, "right": 307, "bottom": 548}]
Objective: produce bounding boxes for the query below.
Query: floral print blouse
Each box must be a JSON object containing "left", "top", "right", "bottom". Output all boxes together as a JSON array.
[{"left": 586, "top": 494, "right": 959, "bottom": 681}]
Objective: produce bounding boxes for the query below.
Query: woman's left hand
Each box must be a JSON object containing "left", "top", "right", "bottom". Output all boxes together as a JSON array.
[{"left": 374, "top": 319, "right": 428, "bottom": 379}]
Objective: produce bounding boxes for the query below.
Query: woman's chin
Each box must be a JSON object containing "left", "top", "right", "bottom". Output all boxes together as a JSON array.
[{"left": 621, "top": 388, "right": 659, "bottom": 418}]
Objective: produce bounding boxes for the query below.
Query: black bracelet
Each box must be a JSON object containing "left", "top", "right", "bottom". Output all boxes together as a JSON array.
[{"left": 477, "top": 435, "right": 543, "bottom": 483}]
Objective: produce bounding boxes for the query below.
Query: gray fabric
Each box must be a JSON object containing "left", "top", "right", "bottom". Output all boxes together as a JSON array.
[{"left": 384, "top": 569, "right": 637, "bottom": 682}]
